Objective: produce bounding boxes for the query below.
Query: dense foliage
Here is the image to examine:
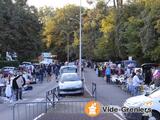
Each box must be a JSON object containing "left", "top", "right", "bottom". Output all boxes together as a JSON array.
[
  {"left": 41, "top": 0, "right": 160, "bottom": 63},
  {"left": 0, "top": 0, "right": 159, "bottom": 63},
  {"left": 0, "top": 0, "right": 43, "bottom": 61}
]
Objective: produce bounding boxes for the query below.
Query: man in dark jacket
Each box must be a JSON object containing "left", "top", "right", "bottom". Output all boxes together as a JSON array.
[{"left": 12, "top": 72, "right": 25, "bottom": 101}]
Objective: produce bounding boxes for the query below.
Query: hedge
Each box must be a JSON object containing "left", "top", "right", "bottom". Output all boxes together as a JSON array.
[{"left": 0, "top": 61, "right": 20, "bottom": 68}]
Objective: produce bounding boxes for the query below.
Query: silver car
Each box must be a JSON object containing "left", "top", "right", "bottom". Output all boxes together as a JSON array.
[{"left": 58, "top": 73, "right": 84, "bottom": 95}]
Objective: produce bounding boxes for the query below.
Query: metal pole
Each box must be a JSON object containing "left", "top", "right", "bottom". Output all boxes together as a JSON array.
[
  {"left": 67, "top": 34, "right": 69, "bottom": 63},
  {"left": 79, "top": 0, "right": 82, "bottom": 78}
]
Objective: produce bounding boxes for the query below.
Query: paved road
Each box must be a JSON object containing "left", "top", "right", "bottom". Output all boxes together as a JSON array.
[
  {"left": 0, "top": 74, "right": 91, "bottom": 120},
  {"left": 0, "top": 76, "right": 58, "bottom": 120},
  {"left": 83, "top": 68, "right": 131, "bottom": 120},
  {"left": 0, "top": 68, "right": 132, "bottom": 120},
  {"left": 37, "top": 68, "right": 131, "bottom": 120}
]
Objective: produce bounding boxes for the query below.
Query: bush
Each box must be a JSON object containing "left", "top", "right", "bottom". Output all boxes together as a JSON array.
[{"left": 0, "top": 61, "right": 20, "bottom": 68}]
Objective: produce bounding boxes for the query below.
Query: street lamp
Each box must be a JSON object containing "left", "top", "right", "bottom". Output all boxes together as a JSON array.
[{"left": 79, "top": 0, "right": 82, "bottom": 79}]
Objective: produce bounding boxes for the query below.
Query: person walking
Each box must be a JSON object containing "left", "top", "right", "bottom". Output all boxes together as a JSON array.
[
  {"left": 105, "top": 65, "right": 111, "bottom": 83},
  {"left": 54, "top": 64, "right": 60, "bottom": 79},
  {"left": 39, "top": 65, "right": 44, "bottom": 83},
  {"left": 47, "top": 64, "right": 52, "bottom": 81},
  {"left": 35, "top": 66, "right": 40, "bottom": 82}
]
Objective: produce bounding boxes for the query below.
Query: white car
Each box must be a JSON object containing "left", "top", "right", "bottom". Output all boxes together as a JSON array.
[
  {"left": 59, "top": 66, "right": 77, "bottom": 75},
  {"left": 1, "top": 66, "right": 17, "bottom": 76},
  {"left": 123, "top": 88, "right": 160, "bottom": 120},
  {"left": 20, "top": 62, "right": 32, "bottom": 68},
  {"left": 58, "top": 73, "right": 84, "bottom": 95}
]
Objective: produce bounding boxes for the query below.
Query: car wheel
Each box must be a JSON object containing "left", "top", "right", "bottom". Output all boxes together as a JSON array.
[
  {"left": 151, "top": 111, "right": 160, "bottom": 120},
  {"left": 142, "top": 111, "right": 160, "bottom": 120},
  {"left": 57, "top": 87, "right": 61, "bottom": 96},
  {"left": 81, "top": 88, "right": 85, "bottom": 96}
]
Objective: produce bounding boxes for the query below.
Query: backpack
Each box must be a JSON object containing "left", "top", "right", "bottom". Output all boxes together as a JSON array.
[
  {"left": 22, "top": 76, "right": 26, "bottom": 86},
  {"left": 12, "top": 75, "right": 21, "bottom": 90}
]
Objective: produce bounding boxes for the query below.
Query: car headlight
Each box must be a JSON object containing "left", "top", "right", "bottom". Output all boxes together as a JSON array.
[
  {"left": 143, "top": 101, "right": 153, "bottom": 107},
  {"left": 59, "top": 83, "right": 64, "bottom": 89}
]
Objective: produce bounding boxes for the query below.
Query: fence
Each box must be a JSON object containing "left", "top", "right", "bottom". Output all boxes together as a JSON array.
[
  {"left": 13, "top": 102, "right": 50, "bottom": 120},
  {"left": 92, "top": 82, "right": 97, "bottom": 100},
  {"left": 46, "top": 86, "right": 59, "bottom": 109},
  {"left": 13, "top": 83, "right": 97, "bottom": 120},
  {"left": 35, "top": 100, "right": 103, "bottom": 120}
]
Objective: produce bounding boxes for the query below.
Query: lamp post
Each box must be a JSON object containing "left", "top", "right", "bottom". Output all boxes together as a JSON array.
[{"left": 79, "top": 0, "right": 82, "bottom": 79}]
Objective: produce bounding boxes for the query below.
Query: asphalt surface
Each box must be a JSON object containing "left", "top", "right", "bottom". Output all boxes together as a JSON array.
[
  {"left": 84, "top": 68, "right": 132, "bottom": 120},
  {"left": 0, "top": 75, "right": 58, "bottom": 120},
  {"left": 37, "top": 68, "right": 131, "bottom": 120},
  {"left": 0, "top": 68, "right": 132, "bottom": 120}
]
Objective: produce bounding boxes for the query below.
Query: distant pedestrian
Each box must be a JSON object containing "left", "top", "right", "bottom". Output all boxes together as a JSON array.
[
  {"left": 105, "top": 65, "right": 111, "bottom": 83},
  {"left": 39, "top": 65, "right": 44, "bottom": 83},
  {"left": 132, "top": 69, "right": 143, "bottom": 96},
  {"left": 5, "top": 73, "right": 13, "bottom": 100},
  {"left": 35, "top": 66, "right": 40, "bottom": 82},
  {"left": 54, "top": 64, "right": 60, "bottom": 79},
  {"left": 12, "top": 72, "right": 25, "bottom": 101},
  {"left": 47, "top": 64, "right": 52, "bottom": 81}
]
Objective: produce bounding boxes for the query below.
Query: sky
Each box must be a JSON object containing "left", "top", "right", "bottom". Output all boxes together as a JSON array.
[{"left": 27, "top": 0, "right": 96, "bottom": 9}]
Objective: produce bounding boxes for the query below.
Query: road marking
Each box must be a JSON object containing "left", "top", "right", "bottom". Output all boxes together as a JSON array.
[
  {"left": 83, "top": 69, "right": 126, "bottom": 120},
  {"left": 32, "top": 98, "right": 45, "bottom": 102},
  {"left": 113, "top": 113, "right": 126, "bottom": 120},
  {"left": 82, "top": 72, "right": 92, "bottom": 96},
  {"left": 33, "top": 113, "right": 45, "bottom": 120}
]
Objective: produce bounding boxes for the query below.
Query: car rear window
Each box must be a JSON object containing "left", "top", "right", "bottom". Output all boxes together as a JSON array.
[
  {"left": 61, "top": 67, "right": 77, "bottom": 73},
  {"left": 61, "top": 74, "right": 79, "bottom": 81}
]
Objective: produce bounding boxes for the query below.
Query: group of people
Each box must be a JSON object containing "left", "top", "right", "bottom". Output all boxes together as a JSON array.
[
  {"left": 94, "top": 62, "right": 160, "bottom": 96},
  {"left": 0, "top": 71, "right": 25, "bottom": 101},
  {"left": 0, "top": 63, "right": 62, "bottom": 102},
  {"left": 95, "top": 62, "right": 124, "bottom": 83}
]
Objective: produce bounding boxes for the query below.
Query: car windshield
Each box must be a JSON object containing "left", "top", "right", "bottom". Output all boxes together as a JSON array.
[
  {"left": 124, "top": 61, "right": 137, "bottom": 67},
  {"left": 148, "top": 88, "right": 160, "bottom": 98},
  {"left": 68, "top": 62, "right": 75, "bottom": 66},
  {"left": 61, "top": 67, "right": 77, "bottom": 73},
  {"left": 61, "top": 74, "right": 79, "bottom": 81},
  {"left": 3, "top": 67, "right": 14, "bottom": 71}
]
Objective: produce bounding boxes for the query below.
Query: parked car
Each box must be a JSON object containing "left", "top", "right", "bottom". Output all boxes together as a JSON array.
[
  {"left": 121, "top": 60, "right": 138, "bottom": 69},
  {"left": 59, "top": 65, "right": 77, "bottom": 76},
  {"left": 1, "top": 66, "right": 17, "bottom": 77},
  {"left": 68, "top": 62, "right": 75, "bottom": 66},
  {"left": 58, "top": 73, "right": 84, "bottom": 95},
  {"left": 123, "top": 87, "right": 160, "bottom": 120},
  {"left": 19, "top": 61, "right": 34, "bottom": 71},
  {"left": 22, "top": 62, "right": 32, "bottom": 66}
]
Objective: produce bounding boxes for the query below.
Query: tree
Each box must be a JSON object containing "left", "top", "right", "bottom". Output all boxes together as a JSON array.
[
  {"left": 41, "top": 5, "right": 81, "bottom": 61},
  {"left": 0, "top": 0, "right": 43, "bottom": 61}
]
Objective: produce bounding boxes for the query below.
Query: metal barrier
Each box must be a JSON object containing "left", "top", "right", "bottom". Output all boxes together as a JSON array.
[
  {"left": 12, "top": 100, "right": 93, "bottom": 120},
  {"left": 36, "top": 100, "right": 100, "bottom": 120},
  {"left": 13, "top": 84, "right": 97, "bottom": 120},
  {"left": 46, "top": 86, "right": 59, "bottom": 108},
  {"left": 13, "top": 102, "right": 50, "bottom": 120},
  {"left": 92, "top": 82, "right": 97, "bottom": 100}
]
